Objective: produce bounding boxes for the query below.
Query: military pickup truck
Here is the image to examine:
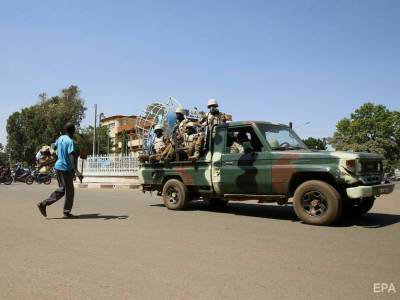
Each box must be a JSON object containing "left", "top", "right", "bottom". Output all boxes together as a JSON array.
[{"left": 139, "top": 121, "right": 395, "bottom": 225}]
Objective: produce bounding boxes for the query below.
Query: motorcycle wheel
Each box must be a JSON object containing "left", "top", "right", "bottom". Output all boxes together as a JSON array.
[
  {"left": 44, "top": 177, "right": 51, "bottom": 185},
  {"left": 5, "top": 176, "right": 13, "bottom": 185},
  {"left": 26, "top": 176, "right": 34, "bottom": 185}
]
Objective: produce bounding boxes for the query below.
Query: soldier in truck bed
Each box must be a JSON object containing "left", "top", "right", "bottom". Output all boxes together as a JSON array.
[
  {"left": 190, "top": 98, "right": 227, "bottom": 160},
  {"left": 183, "top": 122, "right": 204, "bottom": 159},
  {"left": 139, "top": 125, "right": 170, "bottom": 163},
  {"left": 164, "top": 107, "right": 189, "bottom": 161},
  {"left": 198, "top": 98, "right": 227, "bottom": 130}
]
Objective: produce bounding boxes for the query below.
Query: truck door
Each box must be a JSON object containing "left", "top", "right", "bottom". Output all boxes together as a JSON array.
[{"left": 219, "top": 125, "right": 271, "bottom": 195}]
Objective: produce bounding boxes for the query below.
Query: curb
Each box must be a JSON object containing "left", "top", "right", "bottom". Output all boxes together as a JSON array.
[{"left": 74, "top": 183, "right": 140, "bottom": 190}]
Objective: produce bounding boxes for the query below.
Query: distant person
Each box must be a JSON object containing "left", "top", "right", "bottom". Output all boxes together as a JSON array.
[{"left": 37, "top": 123, "right": 83, "bottom": 218}]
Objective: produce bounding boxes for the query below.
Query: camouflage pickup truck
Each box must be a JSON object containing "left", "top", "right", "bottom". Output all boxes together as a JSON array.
[{"left": 139, "top": 121, "right": 395, "bottom": 225}]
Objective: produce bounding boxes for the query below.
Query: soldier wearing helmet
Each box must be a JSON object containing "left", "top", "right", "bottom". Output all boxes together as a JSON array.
[
  {"left": 192, "top": 98, "right": 227, "bottom": 160},
  {"left": 183, "top": 122, "right": 204, "bottom": 158},
  {"left": 199, "top": 98, "right": 227, "bottom": 129},
  {"left": 139, "top": 124, "right": 171, "bottom": 163},
  {"left": 163, "top": 107, "right": 190, "bottom": 161}
]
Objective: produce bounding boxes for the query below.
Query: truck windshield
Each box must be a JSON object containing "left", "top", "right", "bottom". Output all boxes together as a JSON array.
[{"left": 257, "top": 124, "right": 308, "bottom": 151}]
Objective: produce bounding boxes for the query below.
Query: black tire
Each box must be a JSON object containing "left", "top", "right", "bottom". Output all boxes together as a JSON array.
[
  {"left": 162, "top": 179, "right": 189, "bottom": 210},
  {"left": 43, "top": 176, "right": 51, "bottom": 185},
  {"left": 4, "top": 176, "right": 13, "bottom": 185},
  {"left": 343, "top": 197, "right": 375, "bottom": 217},
  {"left": 206, "top": 198, "right": 228, "bottom": 209},
  {"left": 293, "top": 180, "right": 342, "bottom": 226},
  {"left": 26, "top": 176, "right": 34, "bottom": 185}
]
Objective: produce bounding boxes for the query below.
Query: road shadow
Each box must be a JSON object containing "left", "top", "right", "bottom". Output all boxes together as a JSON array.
[
  {"left": 151, "top": 201, "right": 400, "bottom": 228},
  {"left": 335, "top": 212, "right": 400, "bottom": 228},
  {"left": 49, "top": 213, "right": 129, "bottom": 220},
  {"left": 151, "top": 201, "right": 299, "bottom": 222}
]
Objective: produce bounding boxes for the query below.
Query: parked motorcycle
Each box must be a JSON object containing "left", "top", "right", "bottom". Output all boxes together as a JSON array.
[
  {"left": 26, "top": 169, "right": 52, "bottom": 185},
  {"left": 0, "top": 168, "right": 13, "bottom": 185},
  {"left": 384, "top": 171, "right": 396, "bottom": 183},
  {"left": 12, "top": 165, "right": 32, "bottom": 183}
]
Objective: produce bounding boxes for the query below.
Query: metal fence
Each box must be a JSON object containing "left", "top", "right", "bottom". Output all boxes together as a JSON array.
[{"left": 78, "top": 155, "right": 139, "bottom": 176}]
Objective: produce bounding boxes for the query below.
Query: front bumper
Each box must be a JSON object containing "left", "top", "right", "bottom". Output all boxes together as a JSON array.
[{"left": 346, "top": 183, "right": 395, "bottom": 199}]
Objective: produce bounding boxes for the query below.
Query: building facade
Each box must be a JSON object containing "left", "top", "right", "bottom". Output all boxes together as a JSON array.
[{"left": 100, "top": 115, "right": 142, "bottom": 156}]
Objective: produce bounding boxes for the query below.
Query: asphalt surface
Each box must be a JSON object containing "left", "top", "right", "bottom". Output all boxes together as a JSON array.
[{"left": 0, "top": 183, "right": 399, "bottom": 300}]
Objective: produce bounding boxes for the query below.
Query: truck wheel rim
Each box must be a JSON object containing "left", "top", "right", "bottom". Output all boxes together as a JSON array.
[
  {"left": 166, "top": 187, "right": 179, "bottom": 205},
  {"left": 301, "top": 190, "right": 328, "bottom": 217}
]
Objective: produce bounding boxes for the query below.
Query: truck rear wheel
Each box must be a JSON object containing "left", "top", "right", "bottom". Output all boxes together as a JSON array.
[
  {"left": 162, "top": 179, "right": 189, "bottom": 210},
  {"left": 293, "top": 180, "right": 342, "bottom": 226}
]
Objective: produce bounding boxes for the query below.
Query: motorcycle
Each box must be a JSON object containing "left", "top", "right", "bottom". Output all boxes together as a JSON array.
[
  {"left": 384, "top": 171, "right": 396, "bottom": 183},
  {"left": 0, "top": 168, "right": 13, "bottom": 185},
  {"left": 12, "top": 165, "right": 32, "bottom": 183},
  {"left": 26, "top": 169, "right": 52, "bottom": 185}
]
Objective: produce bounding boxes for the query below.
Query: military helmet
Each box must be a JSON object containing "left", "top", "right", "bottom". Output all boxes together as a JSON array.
[
  {"left": 207, "top": 98, "right": 218, "bottom": 108},
  {"left": 175, "top": 107, "right": 185, "bottom": 114},
  {"left": 154, "top": 124, "right": 163, "bottom": 132}
]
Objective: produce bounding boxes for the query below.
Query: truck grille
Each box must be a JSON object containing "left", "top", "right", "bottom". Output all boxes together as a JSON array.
[{"left": 360, "top": 160, "right": 381, "bottom": 174}]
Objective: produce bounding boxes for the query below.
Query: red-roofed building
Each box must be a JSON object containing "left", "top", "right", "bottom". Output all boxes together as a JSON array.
[{"left": 100, "top": 115, "right": 144, "bottom": 155}]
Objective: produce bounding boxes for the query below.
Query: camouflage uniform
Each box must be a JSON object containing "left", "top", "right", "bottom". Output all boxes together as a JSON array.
[
  {"left": 165, "top": 119, "right": 189, "bottom": 160},
  {"left": 195, "top": 111, "right": 226, "bottom": 159},
  {"left": 199, "top": 112, "right": 227, "bottom": 130},
  {"left": 139, "top": 126, "right": 170, "bottom": 163},
  {"left": 183, "top": 131, "right": 203, "bottom": 157},
  {"left": 148, "top": 135, "right": 170, "bottom": 162}
]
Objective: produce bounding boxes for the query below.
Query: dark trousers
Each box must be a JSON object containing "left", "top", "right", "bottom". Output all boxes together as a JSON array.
[{"left": 42, "top": 170, "right": 75, "bottom": 213}]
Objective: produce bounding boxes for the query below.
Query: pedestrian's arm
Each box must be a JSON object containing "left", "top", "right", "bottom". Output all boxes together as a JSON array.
[
  {"left": 69, "top": 153, "right": 81, "bottom": 177},
  {"left": 67, "top": 141, "right": 82, "bottom": 178}
]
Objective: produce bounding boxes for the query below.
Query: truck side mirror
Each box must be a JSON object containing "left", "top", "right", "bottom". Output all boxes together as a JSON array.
[{"left": 242, "top": 141, "right": 254, "bottom": 154}]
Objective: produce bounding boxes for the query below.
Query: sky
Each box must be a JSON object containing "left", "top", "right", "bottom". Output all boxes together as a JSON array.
[{"left": 0, "top": 0, "right": 399, "bottom": 145}]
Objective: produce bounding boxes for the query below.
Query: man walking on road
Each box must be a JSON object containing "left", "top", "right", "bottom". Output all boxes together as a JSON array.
[{"left": 37, "top": 123, "right": 82, "bottom": 218}]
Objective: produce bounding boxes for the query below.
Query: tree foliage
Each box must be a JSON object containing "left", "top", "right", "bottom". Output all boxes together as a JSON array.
[
  {"left": 303, "top": 137, "right": 327, "bottom": 150},
  {"left": 0, "top": 143, "right": 9, "bottom": 165},
  {"left": 330, "top": 103, "right": 400, "bottom": 170},
  {"left": 116, "top": 130, "right": 129, "bottom": 155},
  {"left": 75, "top": 125, "right": 111, "bottom": 156},
  {"left": 6, "top": 85, "right": 86, "bottom": 164}
]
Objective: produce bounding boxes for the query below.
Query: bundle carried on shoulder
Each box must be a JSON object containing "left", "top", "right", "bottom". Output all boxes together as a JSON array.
[{"left": 36, "top": 145, "right": 57, "bottom": 173}]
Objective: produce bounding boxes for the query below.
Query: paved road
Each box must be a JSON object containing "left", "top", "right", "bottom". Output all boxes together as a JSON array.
[{"left": 0, "top": 183, "right": 399, "bottom": 299}]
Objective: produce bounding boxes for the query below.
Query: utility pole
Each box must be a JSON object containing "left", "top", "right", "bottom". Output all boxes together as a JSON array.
[{"left": 93, "top": 104, "right": 97, "bottom": 156}]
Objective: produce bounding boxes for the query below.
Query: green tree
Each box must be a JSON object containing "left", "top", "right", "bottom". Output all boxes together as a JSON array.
[
  {"left": 303, "top": 137, "right": 327, "bottom": 150},
  {"left": 75, "top": 125, "right": 111, "bottom": 155},
  {"left": 0, "top": 143, "right": 9, "bottom": 165},
  {"left": 330, "top": 103, "right": 400, "bottom": 170},
  {"left": 115, "top": 130, "right": 129, "bottom": 155},
  {"left": 6, "top": 85, "right": 86, "bottom": 164}
]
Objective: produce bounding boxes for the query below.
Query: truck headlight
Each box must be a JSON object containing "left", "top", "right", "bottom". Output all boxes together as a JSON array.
[{"left": 345, "top": 159, "right": 361, "bottom": 174}]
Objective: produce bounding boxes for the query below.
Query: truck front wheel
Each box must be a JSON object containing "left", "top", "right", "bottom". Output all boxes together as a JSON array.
[
  {"left": 162, "top": 179, "right": 189, "bottom": 210},
  {"left": 293, "top": 180, "right": 342, "bottom": 226}
]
